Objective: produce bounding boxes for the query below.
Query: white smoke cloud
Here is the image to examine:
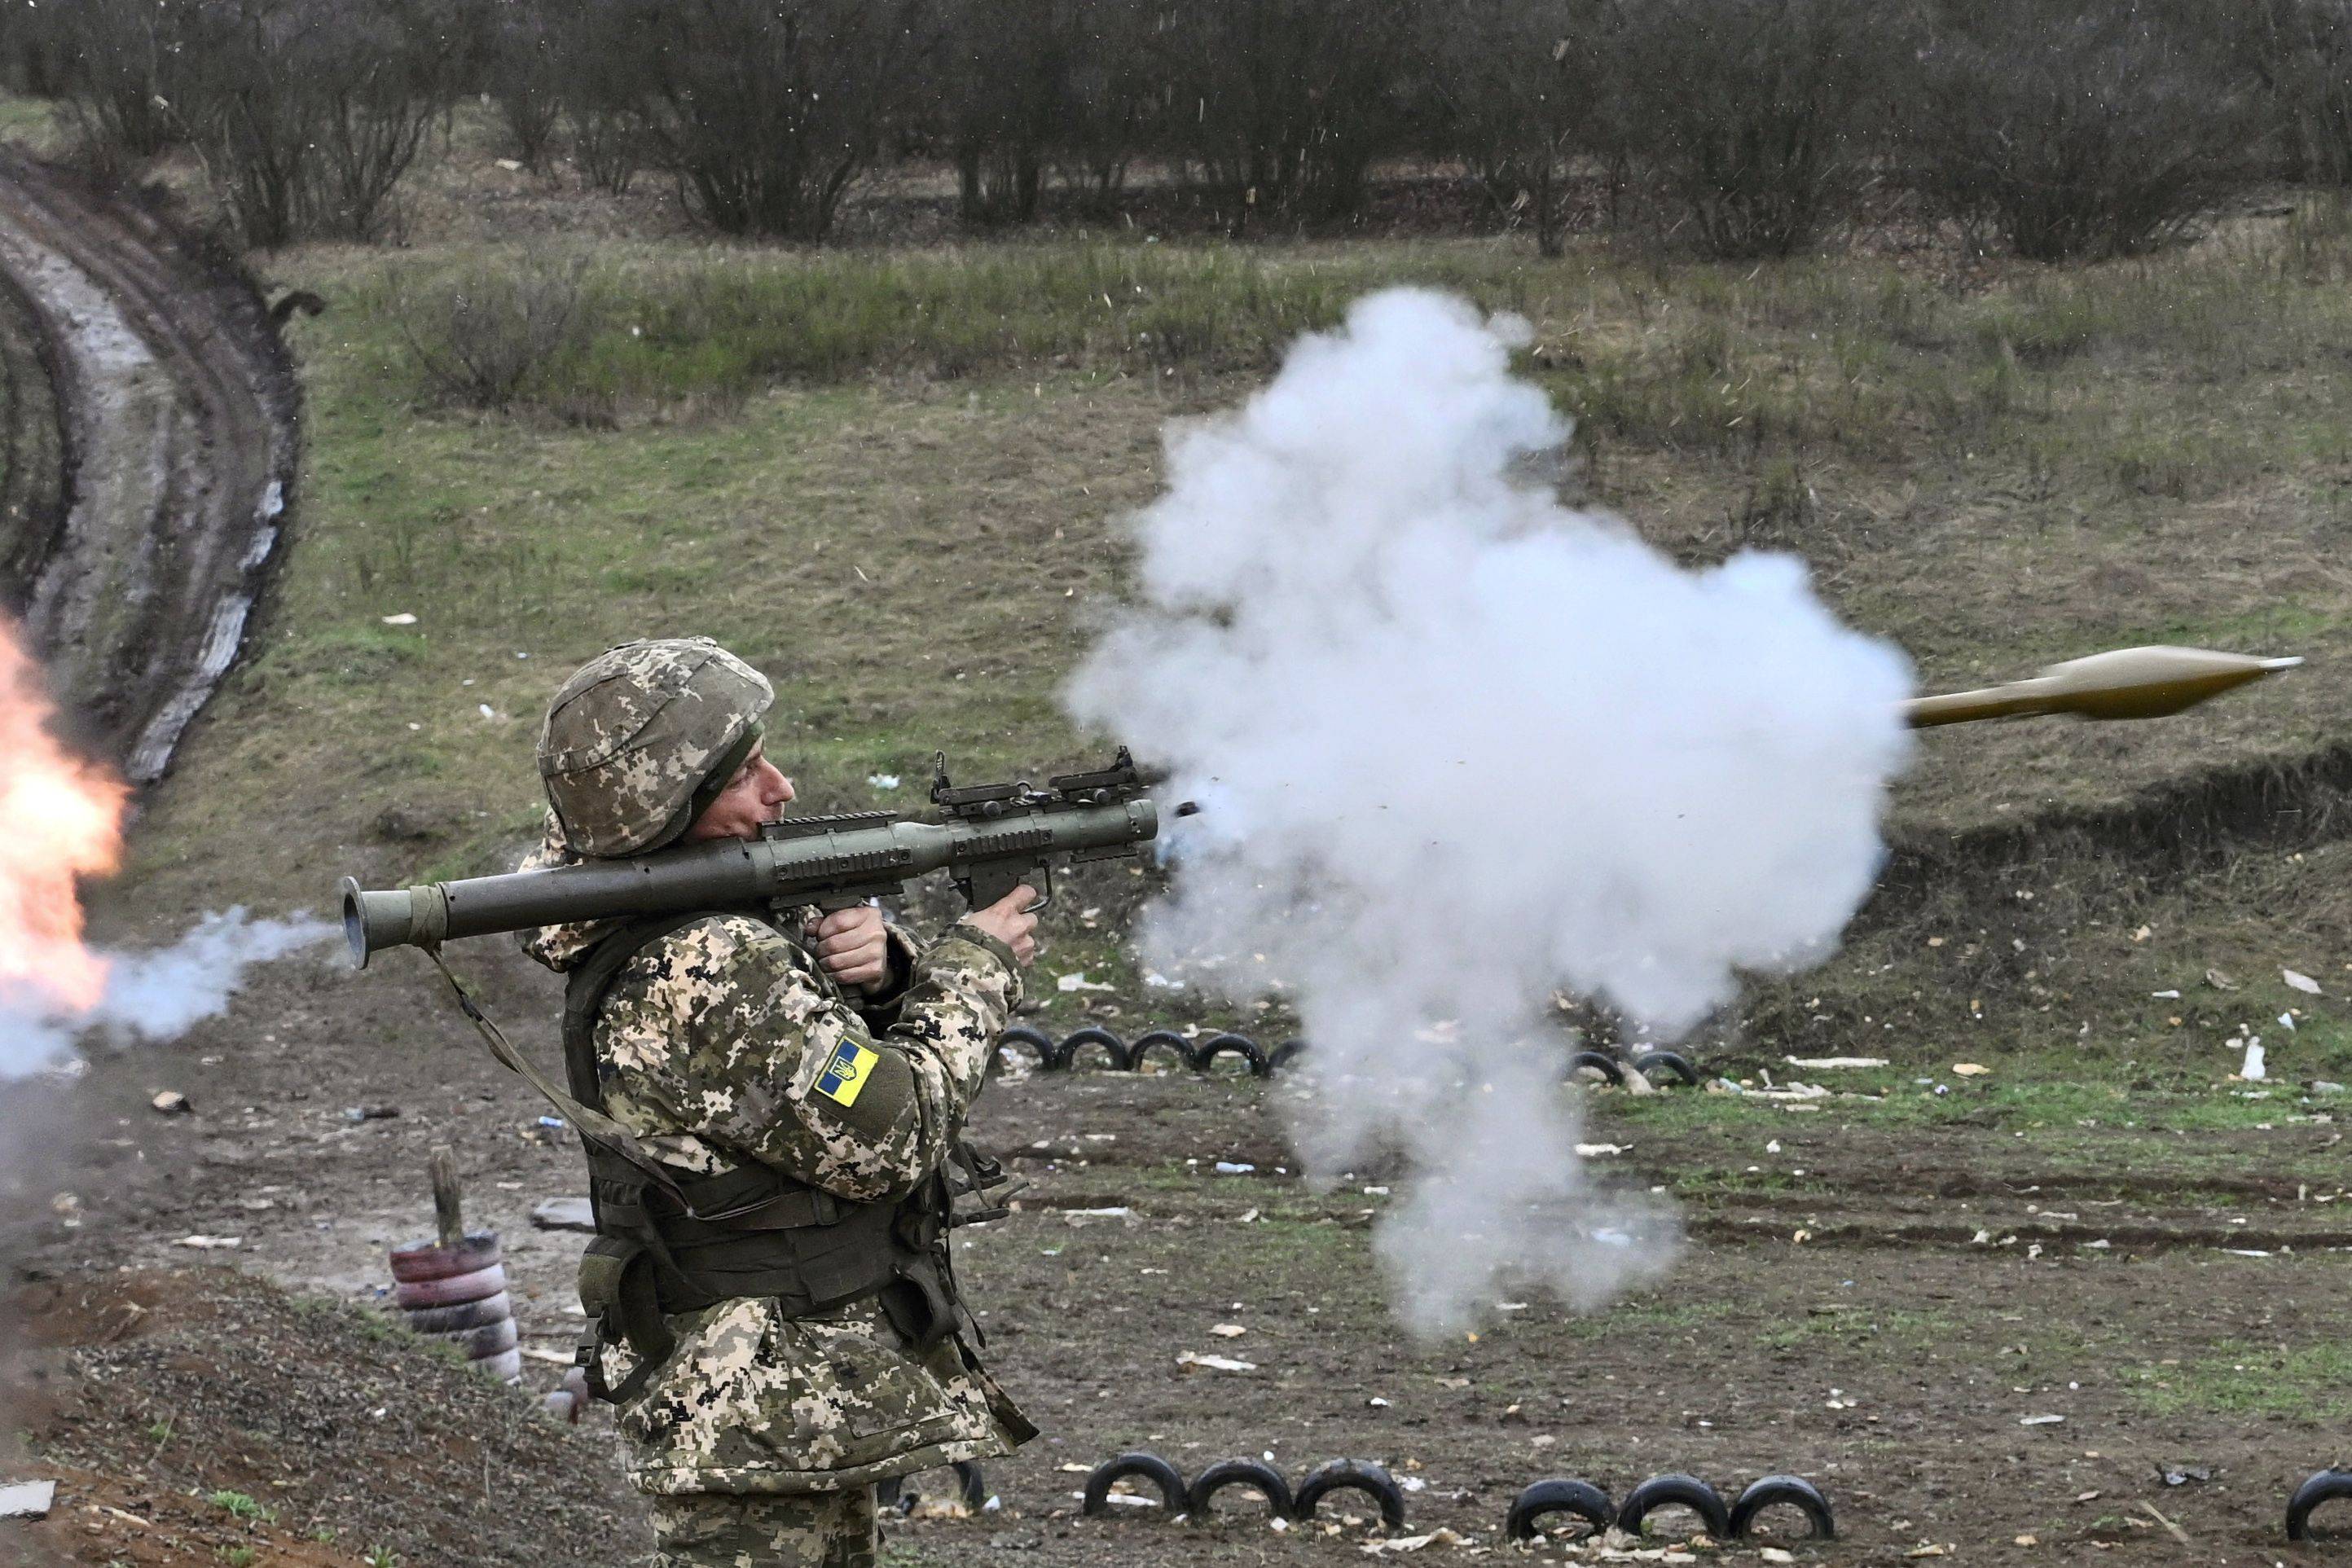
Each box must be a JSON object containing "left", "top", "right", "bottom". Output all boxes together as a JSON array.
[
  {"left": 0, "top": 908, "right": 332, "bottom": 1078},
  {"left": 1068, "top": 289, "right": 1915, "bottom": 1333}
]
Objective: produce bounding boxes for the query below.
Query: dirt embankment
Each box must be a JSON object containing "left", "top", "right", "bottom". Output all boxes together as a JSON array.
[{"left": 0, "top": 154, "right": 299, "bottom": 781}]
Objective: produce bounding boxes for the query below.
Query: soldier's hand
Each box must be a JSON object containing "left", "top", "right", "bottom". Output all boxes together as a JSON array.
[
  {"left": 964, "top": 885, "right": 1040, "bottom": 968},
  {"left": 812, "top": 905, "right": 893, "bottom": 992}
]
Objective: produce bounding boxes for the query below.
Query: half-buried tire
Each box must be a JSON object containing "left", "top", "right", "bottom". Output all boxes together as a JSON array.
[
  {"left": 1191, "top": 1033, "right": 1271, "bottom": 1077},
  {"left": 1617, "top": 1474, "right": 1730, "bottom": 1539},
  {"left": 398, "top": 1291, "right": 512, "bottom": 1334},
  {"left": 389, "top": 1232, "right": 503, "bottom": 1281},
  {"left": 1506, "top": 1478, "right": 1614, "bottom": 1542},
  {"left": 1729, "top": 1474, "right": 1834, "bottom": 1540},
  {"left": 1187, "top": 1458, "right": 1293, "bottom": 1521},
  {"left": 2288, "top": 1469, "right": 2352, "bottom": 1541},
  {"left": 1268, "top": 1039, "right": 1309, "bottom": 1073},
  {"left": 1633, "top": 1049, "right": 1701, "bottom": 1087},
  {"left": 1129, "top": 1030, "right": 1193, "bottom": 1074},
  {"left": 995, "top": 1025, "right": 1056, "bottom": 1073},
  {"left": 1083, "top": 1452, "right": 1188, "bottom": 1518},
  {"left": 1568, "top": 1051, "right": 1625, "bottom": 1086},
  {"left": 1058, "top": 1026, "right": 1131, "bottom": 1072},
  {"left": 1293, "top": 1459, "right": 1406, "bottom": 1530}
]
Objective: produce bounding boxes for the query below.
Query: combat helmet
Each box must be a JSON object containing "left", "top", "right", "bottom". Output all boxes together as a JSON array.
[{"left": 538, "top": 637, "right": 772, "bottom": 858}]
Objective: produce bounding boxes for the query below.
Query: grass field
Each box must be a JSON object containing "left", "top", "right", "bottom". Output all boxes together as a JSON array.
[{"left": 7, "top": 99, "right": 2351, "bottom": 1567}]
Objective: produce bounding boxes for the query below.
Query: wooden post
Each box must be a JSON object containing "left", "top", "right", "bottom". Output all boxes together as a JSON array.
[{"left": 429, "top": 1145, "right": 464, "bottom": 1248}]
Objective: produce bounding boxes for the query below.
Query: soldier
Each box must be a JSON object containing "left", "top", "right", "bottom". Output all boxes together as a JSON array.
[{"left": 515, "top": 637, "right": 1039, "bottom": 1568}]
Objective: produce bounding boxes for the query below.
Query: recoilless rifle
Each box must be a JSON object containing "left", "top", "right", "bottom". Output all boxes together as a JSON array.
[{"left": 341, "top": 749, "right": 1171, "bottom": 967}]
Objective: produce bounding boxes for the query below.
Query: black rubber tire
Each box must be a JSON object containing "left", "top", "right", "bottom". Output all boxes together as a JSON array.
[
  {"left": 1059, "top": 1027, "right": 1132, "bottom": 1072},
  {"left": 1129, "top": 1030, "right": 1193, "bottom": 1074},
  {"left": 1506, "top": 1478, "right": 1614, "bottom": 1543},
  {"left": 1190, "top": 1032, "right": 1271, "bottom": 1077},
  {"left": 2288, "top": 1469, "right": 2352, "bottom": 1540},
  {"left": 884, "top": 1460, "right": 990, "bottom": 1513},
  {"left": 1632, "top": 1049, "right": 1701, "bottom": 1087},
  {"left": 1268, "top": 1039, "right": 1309, "bottom": 1073},
  {"left": 1187, "top": 1458, "right": 1294, "bottom": 1520},
  {"left": 397, "top": 1291, "right": 512, "bottom": 1335},
  {"left": 1083, "top": 1452, "right": 1188, "bottom": 1517},
  {"left": 995, "top": 1025, "right": 1057, "bottom": 1072},
  {"left": 1617, "top": 1474, "right": 1731, "bottom": 1539},
  {"left": 1568, "top": 1051, "right": 1626, "bottom": 1086},
  {"left": 427, "top": 1316, "right": 519, "bottom": 1359},
  {"left": 1292, "top": 1459, "right": 1407, "bottom": 1530},
  {"left": 1729, "top": 1475, "right": 1835, "bottom": 1540},
  {"left": 388, "top": 1232, "right": 503, "bottom": 1281}
]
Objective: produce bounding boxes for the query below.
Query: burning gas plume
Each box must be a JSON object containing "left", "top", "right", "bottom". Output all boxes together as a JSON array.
[
  {"left": 0, "top": 616, "right": 130, "bottom": 1024},
  {"left": 0, "top": 618, "right": 328, "bottom": 1078},
  {"left": 1069, "top": 290, "right": 1915, "bottom": 1333}
]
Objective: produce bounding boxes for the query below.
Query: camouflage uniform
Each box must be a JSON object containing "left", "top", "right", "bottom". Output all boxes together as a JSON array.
[{"left": 518, "top": 639, "right": 1033, "bottom": 1568}]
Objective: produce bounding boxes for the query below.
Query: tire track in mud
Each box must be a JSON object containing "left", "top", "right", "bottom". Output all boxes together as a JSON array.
[{"left": 0, "top": 154, "right": 298, "bottom": 783}]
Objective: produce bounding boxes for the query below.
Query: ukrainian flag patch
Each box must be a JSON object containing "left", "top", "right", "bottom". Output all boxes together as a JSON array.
[{"left": 816, "top": 1039, "right": 879, "bottom": 1109}]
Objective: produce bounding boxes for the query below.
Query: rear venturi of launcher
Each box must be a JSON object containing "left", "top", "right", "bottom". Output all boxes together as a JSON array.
[{"left": 341, "top": 750, "right": 1164, "bottom": 968}]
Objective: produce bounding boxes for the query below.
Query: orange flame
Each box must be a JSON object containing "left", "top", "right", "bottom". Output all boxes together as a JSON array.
[{"left": 0, "top": 616, "right": 129, "bottom": 1012}]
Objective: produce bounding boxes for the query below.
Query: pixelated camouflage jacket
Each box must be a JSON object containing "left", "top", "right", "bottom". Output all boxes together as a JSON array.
[{"left": 517, "top": 819, "right": 1035, "bottom": 1496}]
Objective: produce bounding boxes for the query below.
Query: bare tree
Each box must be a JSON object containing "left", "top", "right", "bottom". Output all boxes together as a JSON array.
[
  {"left": 629, "top": 0, "right": 933, "bottom": 239},
  {"left": 1902, "top": 0, "right": 2257, "bottom": 261},
  {"left": 1601, "top": 0, "right": 1906, "bottom": 259}
]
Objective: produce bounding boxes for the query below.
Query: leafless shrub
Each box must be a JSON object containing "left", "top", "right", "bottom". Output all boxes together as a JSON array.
[
  {"left": 1599, "top": 0, "right": 1906, "bottom": 259},
  {"left": 626, "top": 0, "right": 934, "bottom": 239},
  {"left": 1429, "top": 0, "right": 1611, "bottom": 256},
  {"left": 487, "top": 0, "right": 565, "bottom": 174},
  {"left": 19, "top": 0, "right": 184, "bottom": 163},
  {"left": 1161, "top": 0, "right": 1424, "bottom": 227},
  {"left": 2235, "top": 2, "right": 2352, "bottom": 184},
  {"left": 1901, "top": 2, "right": 2258, "bottom": 261},
  {"left": 392, "top": 254, "right": 592, "bottom": 411}
]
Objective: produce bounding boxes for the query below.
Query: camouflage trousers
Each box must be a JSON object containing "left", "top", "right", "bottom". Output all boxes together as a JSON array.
[{"left": 647, "top": 1487, "right": 878, "bottom": 1568}]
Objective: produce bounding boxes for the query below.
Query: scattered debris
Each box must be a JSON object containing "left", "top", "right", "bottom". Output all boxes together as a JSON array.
[
  {"left": 1056, "top": 972, "right": 1116, "bottom": 993},
  {"left": 2242, "top": 1040, "right": 2268, "bottom": 1082},
  {"left": 2150, "top": 989, "right": 2181, "bottom": 999},
  {"left": 1210, "top": 1324, "right": 1248, "bottom": 1338},
  {"left": 173, "top": 1235, "right": 241, "bottom": 1250},
  {"left": 1214, "top": 1162, "right": 1256, "bottom": 1175},
  {"left": 2285, "top": 968, "right": 2323, "bottom": 995},
  {"left": 2159, "top": 1465, "right": 2213, "bottom": 1487},
  {"left": 149, "top": 1091, "right": 191, "bottom": 1115},
  {"left": 1574, "top": 1143, "right": 1627, "bottom": 1157},
  {"left": 2205, "top": 968, "right": 2240, "bottom": 991},
  {"left": 343, "top": 1104, "right": 400, "bottom": 1122},
  {"left": 530, "top": 1197, "right": 596, "bottom": 1233},
  {"left": 1785, "top": 1056, "right": 1888, "bottom": 1069},
  {"left": 380, "top": 612, "right": 417, "bottom": 626},
  {"left": 1176, "top": 1351, "right": 1258, "bottom": 1373},
  {"left": 1952, "top": 1062, "right": 1991, "bottom": 1078},
  {"left": 865, "top": 773, "right": 901, "bottom": 789},
  {"left": 2019, "top": 1414, "right": 2064, "bottom": 1425},
  {"left": 0, "top": 1480, "right": 55, "bottom": 1521},
  {"left": 1359, "top": 1526, "right": 1466, "bottom": 1553}
]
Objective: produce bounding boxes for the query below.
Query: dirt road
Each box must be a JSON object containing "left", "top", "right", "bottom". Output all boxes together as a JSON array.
[{"left": 0, "top": 154, "right": 298, "bottom": 780}]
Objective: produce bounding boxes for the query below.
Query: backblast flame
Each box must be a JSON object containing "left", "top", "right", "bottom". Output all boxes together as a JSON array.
[{"left": 0, "top": 617, "right": 128, "bottom": 1013}]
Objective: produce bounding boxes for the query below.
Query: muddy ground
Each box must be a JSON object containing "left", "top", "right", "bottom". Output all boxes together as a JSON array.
[{"left": 9, "top": 926, "right": 2350, "bottom": 1566}]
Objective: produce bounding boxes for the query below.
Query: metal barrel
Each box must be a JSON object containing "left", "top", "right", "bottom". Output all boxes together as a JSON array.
[{"left": 341, "top": 795, "right": 1158, "bottom": 966}]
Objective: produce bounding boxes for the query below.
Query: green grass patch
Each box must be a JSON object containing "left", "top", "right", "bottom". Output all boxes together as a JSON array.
[{"left": 2127, "top": 1340, "right": 2352, "bottom": 1421}]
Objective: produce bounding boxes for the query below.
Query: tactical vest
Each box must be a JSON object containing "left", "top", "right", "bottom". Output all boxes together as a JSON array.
[{"left": 561, "top": 912, "right": 1005, "bottom": 1404}]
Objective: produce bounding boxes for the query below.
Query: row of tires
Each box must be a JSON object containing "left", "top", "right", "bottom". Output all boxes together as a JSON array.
[
  {"left": 1505, "top": 1473, "right": 1832, "bottom": 1544},
  {"left": 1079, "top": 1452, "right": 1830, "bottom": 1542},
  {"left": 995, "top": 1025, "right": 1704, "bottom": 1089},
  {"left": 996, "top": 1026, "right": 1299, "bottom": 1078},
  {"left": 1082, "top": 1453, "right": 1409, "bottom": 1527}
]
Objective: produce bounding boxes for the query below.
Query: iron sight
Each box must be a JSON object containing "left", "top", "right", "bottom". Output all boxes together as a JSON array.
[{"left": 341, "top": 749, "right": 1163, "bottom": 968}]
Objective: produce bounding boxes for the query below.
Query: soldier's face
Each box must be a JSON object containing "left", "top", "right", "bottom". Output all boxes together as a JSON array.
[{"left": 685, "top": 744, "right": 795, "bottom": 842}]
